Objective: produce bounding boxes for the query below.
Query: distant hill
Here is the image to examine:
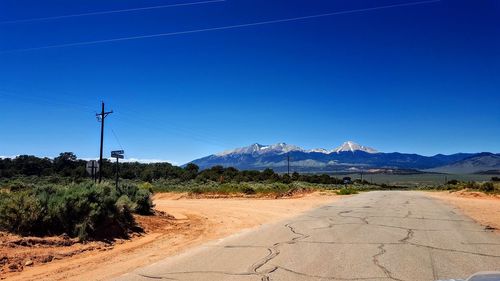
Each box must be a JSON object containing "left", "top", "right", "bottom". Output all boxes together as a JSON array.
[
  {"left": 427, "top": 153, "right": 500, "bottom": 174},
  {"left": 188, "top": 141, "right": 486, "bottom": 173}
]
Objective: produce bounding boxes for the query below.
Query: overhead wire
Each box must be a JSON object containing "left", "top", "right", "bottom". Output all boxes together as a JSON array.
[
  {"left": 113, "top": 111, "right": 231, "bottom": 148},
  {"left": 0, "top": 88, "right": 231, "bottom": 148},
  {"left": 110, "top": 127, "right": 124, "bottom": 151},
  {"left": 116, "top": 107, "right": 227, "bottom": 144},
  {"left": 0, "top": 0, "right": 226, "bottom": 25},
  {"left": 0, "top": 0, "right": 441, "bottom": 54},
  {"left": 0, "top": 89, "right": 96, "bottom": 113}
]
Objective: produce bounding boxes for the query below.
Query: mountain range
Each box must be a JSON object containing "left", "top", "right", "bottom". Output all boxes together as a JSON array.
[{"left": 189, "top": 141, "right": 500, "bottom": 174}]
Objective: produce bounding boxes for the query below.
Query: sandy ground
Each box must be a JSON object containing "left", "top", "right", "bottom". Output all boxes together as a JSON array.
[
  {"left": 1, "top": 191, "right": 339, "bottom": 281},
  {"left": 426, "top": 190, "right": 500, "bottom": 232}
]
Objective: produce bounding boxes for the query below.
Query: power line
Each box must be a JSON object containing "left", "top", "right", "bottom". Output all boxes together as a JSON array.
[
  {"left": 110, "top": 127, "right": 124, "bottom": 151},
  {"left": 117, "top": 107, "right": 227, "bottom": 144},
  {"left": 114, "top": 112, "right": 231, "bottom": 148},
  {"left": 0, "top": 88, "right": 231, "bottom": 148},
  {"left": 0, "top": 89, "right": 95, "bottom": 111},
  {"left": 0, "top": 0, "right": 225, "bottom": 25},
  {"left": 0, "top": 0, "right": 441, "bottom": 54}
]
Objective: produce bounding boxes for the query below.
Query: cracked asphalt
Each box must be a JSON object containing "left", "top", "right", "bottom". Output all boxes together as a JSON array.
[{"left": 115, "top": 191, "right": 500, "bottom": 281}]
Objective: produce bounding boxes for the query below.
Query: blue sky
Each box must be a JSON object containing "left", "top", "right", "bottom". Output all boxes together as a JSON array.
[{"left": 0, "top": 0, "right": 499, "bottom": 164}]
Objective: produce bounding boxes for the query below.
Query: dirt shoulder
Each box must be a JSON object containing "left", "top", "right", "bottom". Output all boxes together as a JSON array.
[
  {"left": 2, "top": 191, "right": 339, "bottom": 281},
  {"left": 426, "top": 190, "right": 500, "bottom": 232}
]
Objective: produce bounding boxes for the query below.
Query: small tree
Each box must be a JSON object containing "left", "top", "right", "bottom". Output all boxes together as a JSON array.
[
  {"left": 185, "top": 163, "right": 199, "bottom": 174},
  {"left": 480, "top": 182, "right": 495, "bottom": 193},
  {"left": 282, "top": 174, "right": 292, "bottom": 184}
]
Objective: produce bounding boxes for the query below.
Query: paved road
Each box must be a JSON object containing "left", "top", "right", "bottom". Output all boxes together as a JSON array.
[{"left": 116, "top": 191, "right": 500, "bottom": 281}]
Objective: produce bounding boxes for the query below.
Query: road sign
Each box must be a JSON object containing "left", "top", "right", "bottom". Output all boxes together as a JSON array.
[
  {"left": 111, "top": 152, "right": 124, "bottom": 158},
  {"left": 86, "top": 160, "right": 99, "bottom": 176},
  {"left": 110, "top": 150, "right": 125, "bottom": 189}
]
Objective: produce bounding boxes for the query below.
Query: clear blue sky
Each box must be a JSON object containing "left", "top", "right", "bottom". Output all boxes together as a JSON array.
[{"left": 0, "top": 0, "right": 499, "bottom": 164}]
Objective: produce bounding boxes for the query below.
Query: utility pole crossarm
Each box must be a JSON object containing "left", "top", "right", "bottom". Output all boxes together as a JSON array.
[{"left": 96, "top": 111, "right": 113, "bottom": 120}]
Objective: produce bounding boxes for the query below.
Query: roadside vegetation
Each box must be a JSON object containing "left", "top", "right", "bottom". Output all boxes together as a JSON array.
[
  {"left": 419, "top": 178, "right": 500, "bottom": 194},
  {"left": 0, "top": 181, "right": 153, "bottom": 241},
  {"left": 3, "top": 153, "right": 499, "bottom": 241},
  {"left": 0, "top": 153, "right": 387, "bottom": 241}
]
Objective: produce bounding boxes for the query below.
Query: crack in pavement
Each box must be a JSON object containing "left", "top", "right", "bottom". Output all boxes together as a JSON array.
[
  {"left": 313, "top": 221, "right": 486, "bottom": 233},
  {"left": 141, "top": 270, "right": 255, "bottom": 276},
  {"left": 403, "top": 210, "right": 412, "bottom": 218},
  {"left": 372, "top": 244, "right": 405, "bottom": 281},
  {"left": 249, "top": 246, "right": 279, "bottom": 276},
  {"left": 338, "top": 210, "right": 369, "bottom": 224},
  {"left": 133, "top": 222, "right": 313, "bottom": 281},
  {"left": 399, "top": 229, "right": 414, "bottom": 243},
  {"left": 137, "top": 273, "right": 178, "bottom": 280},
  {"left": 461, "top": 242, "right": 500, "bottom": 245},
  {"left": 248, "top": 222, "right": 312, "bottom": 281},
  {"left": 319, "top": 211, "right": 472, "bottom": 224},
  {"left": 297, "top": 241, "right": 404, "bottom": 245},
  {"left": 122, "top": 192, "right": 500, "bottom": 281},
  {"left": 275, "top": 265, "right": 392, "bottom": 280},
  {"left": 407, "top": 241, "right": 500, "bottom": 258},
  {"left": 366, "top": 215, "right": 473, "bottom": 222}
]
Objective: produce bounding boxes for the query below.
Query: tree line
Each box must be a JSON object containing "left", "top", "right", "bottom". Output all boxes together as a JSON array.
[{"left": 0, "top": 152, "right": 347, "bottom": 185}]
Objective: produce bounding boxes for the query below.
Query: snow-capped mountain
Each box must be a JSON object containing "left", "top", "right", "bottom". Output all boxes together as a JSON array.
[
  {"left": 217, "top": 143, "right": 303, "bottom": 156},
  {"left": 333, "top": 141, "right": 378, "bottom": 154},
  {"left": 188, "top": 141, "right": 491, "bottom": 173},
  {"left": 308, "top": 148, "right": 330, "bottom": 154},
  {"left": 216, "top": 141, "right": 377, "bottom": 157}
]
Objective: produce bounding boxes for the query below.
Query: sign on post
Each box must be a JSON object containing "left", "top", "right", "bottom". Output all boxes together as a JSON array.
[
  {"left": 111, "top": 150, "right": 124, "bottom": 158},
  {"left": 86, "top": 160, "right": 99, "bottom": 182},
  {"left": 111, "top": 153, "right": 124, "bottom": 159},
  {"left": 111, "top": 150, "right": 125, "bottom": 189}
]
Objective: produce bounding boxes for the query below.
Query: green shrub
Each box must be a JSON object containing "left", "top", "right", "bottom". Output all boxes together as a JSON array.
[
  {"left": 242, "top": 186, "right": 256, "bottom": 195},
  {"left": 116, "top": 195, "right": 137, "bottom": 213},
  {"left": 133, "top": 189, "right": 154, "bottom": 215},
  {"left": 139, "top": 182, "right": 154, "bottom": 193},
  {"left": 188, "top": 186, "right": 205, "bottom": 195},
  {"left": 463, "top": 182, "right": 479, "bottom": 189},
  {"left": 480, "top": 182, "right": 495, "bottom": 193},
  {"left": 0, "top": 182, "right": 153, "bottom": 240},
  {"left": 6, "top": 181, "right": 36, "bottom": 192},
  {"left": 0, "top": 191, "right": 43, "bottom": 234}
]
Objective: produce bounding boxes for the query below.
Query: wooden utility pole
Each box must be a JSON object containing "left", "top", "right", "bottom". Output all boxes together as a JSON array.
[{"left": 96, "top": 102, "right": 113, "bottom": 183}]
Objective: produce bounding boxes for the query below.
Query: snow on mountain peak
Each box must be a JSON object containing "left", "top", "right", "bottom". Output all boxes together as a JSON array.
[
  {"left": 215, "top": 141, "right": 378, "bottom": 156},
  {"left": 216, "top": 143, "right": 303, "bottom": 156},
  {"left": 333, "top": 141, "right": 378, "bottom": 154},
  {"left": 308, "top": 148, "right": 329, "bottom": 153}
]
